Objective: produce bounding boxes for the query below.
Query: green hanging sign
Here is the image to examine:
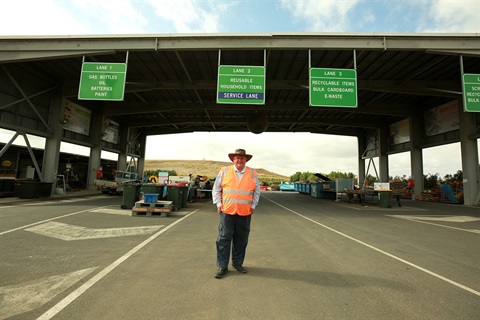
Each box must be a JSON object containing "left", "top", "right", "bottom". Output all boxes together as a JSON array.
[
  {"left": 217, "top": 65, "right": 265, "bottom": 105},
  {"left": 78, "top": 62, "right": 127, "bottom": 101},
  {"left": 310, "top": 68, "right": 357, "bottom": 108}
]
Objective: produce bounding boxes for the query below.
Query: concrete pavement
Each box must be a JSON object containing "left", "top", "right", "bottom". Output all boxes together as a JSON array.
[{"left": 1, "top": 191, "right": 479, "bottom": 319}]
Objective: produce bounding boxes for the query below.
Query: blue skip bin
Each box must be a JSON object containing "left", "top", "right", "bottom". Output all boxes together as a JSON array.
[{"left": 144, "top": 193, "right": 159, "bottom": 203}]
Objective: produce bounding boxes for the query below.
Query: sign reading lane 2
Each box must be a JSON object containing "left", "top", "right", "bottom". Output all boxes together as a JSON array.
[
  {"left": 78, "top": 62, "right": 127, "bottom": 101},
  {"left": 310, "top": 68, "right": 357, "bottom": 108},
  {"left": 217, "top": 65, "right": 265, "bottom": 105}
]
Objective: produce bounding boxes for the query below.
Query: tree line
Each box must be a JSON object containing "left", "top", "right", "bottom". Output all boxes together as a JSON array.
[
  {"left": 289, "top": 171, "right": 356, "bottom": 182},
  {"left": 143, "top": 168, "right": 464, "bottom": 191}
]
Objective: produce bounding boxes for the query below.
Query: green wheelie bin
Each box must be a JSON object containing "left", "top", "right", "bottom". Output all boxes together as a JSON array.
[
  {"left": 122, "top": 181, "right": 142, "bottom": 209},
  {"left": 179, "top": 185, "right": 189, "bottom": 208},
  {"left": 378, "top": 191, "right": 391, "bottom": 208},
  {"left": 166, "top": 185, "right": 182, "bottom": 209}
]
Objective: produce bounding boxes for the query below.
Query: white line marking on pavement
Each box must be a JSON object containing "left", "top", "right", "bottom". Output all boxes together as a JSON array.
[
  {"left": 90, "top": 208, "right": 131, "bottom": 215},
  {"left": 0, "top": 268, "right": 96, "bottom": 319},
  {"left": 263, "top": 196, "right": 480, "bottom": 297},
  {"left": 391, "top": 215, "right": 480, "bottom": 222},
  {"left": 387, "top": 215, "right": 480, "bottom": 234},
  {"left": 0, "top": 205, "right": 113, "bottom": 236},
  {"left": 26, "top": 222, "right": 163, "bottom": 240},
  {"left": 332, "top": 201, "right": 428, "bottom": 211},
  {"left": 19, "top": 196, "right": 109, "bottom": 207},
  {"left": 37, "top": 209, "right": 199, "bottom": 320}
]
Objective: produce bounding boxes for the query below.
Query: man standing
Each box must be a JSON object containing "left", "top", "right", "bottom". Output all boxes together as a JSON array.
[{"left": 212, "top": 149, "right": 261, "bottom": 279}]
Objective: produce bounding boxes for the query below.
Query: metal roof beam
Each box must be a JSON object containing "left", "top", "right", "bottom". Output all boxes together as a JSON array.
[
  {"left": 101, "top": 100, "right": 418, "bottom": 117},
  {"left": 0, "top": 50, "right": 115, "bottom": 63},
  {"left": 2, "top": 34, "right": 479, "bottom": 53},
  {"left": 427, "top": 49, "right": 480, "bottom": 57},
  {"left": 363, "top": 84, "right": 461, "bottom": 97},
  {"left": 125, "top": 116, "right": 382, "bottom": 129}
]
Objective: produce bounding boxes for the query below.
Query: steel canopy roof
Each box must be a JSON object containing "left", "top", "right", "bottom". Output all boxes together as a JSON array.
[{"left": 1, "top": 33, "right": 479, "bottom": 143}]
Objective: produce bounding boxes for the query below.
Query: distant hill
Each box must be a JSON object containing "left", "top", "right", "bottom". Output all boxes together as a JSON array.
[{"left": 144, "top": 159, "right": 290, "bottom": 183}]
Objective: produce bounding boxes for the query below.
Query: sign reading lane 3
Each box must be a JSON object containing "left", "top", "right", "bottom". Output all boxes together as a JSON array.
[
  {"left": 310, "top": 68, "right": 357, "bottom": 108},
  {"left": 217, "top": 65, "right": 265, "bottom": 104},
  {"left": 78, "top": 62, "right": 127, "bottom": 101},
  {"left": 463, "top": 74, "right": 480, "bottom": 112}
]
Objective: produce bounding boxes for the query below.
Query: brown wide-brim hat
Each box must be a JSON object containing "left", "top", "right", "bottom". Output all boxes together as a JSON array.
[{"left": 228, "top": 149, "right": 253, "bottom": 162}]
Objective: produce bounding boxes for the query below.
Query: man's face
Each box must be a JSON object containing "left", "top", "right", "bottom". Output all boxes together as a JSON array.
[{"left": 233, "top": 155, "right": 247, "bottom": 171}]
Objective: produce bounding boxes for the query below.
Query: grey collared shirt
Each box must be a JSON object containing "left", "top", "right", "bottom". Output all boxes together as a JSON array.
[{"left": 212, "top": 166, "right": 261, "bottom": 209}]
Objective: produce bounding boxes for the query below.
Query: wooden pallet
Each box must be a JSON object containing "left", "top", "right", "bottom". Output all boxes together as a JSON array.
[{"left": 131, "top": 200, "right": 173, "bottom": 217}]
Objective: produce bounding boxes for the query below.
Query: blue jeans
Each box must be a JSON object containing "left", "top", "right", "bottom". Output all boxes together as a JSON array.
[{"left": 216, "top": 212, "right": 251, "bottom": 269}]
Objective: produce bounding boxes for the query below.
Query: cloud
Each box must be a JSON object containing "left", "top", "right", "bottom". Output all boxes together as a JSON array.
[
  {"left": 1, "top": 0, "right": 150, "bottom": 35},
  {"left": 279, "top": 0, "right": 361, "bottom": 32},
  {"left": 71, "top": 0, "right": 149, "bottom": 34},
  {"left": 1, "top": 0, "right": 231, "bottom": 36},
  {"left": 146, "top": 0, "right": 235, "bottom": 33},
  {"left": 279, "top": 0, "right": 479, "bottom": 33},
  {"left": 417, "top": 0, "right": 480, "bottom": 32},
  {"left": 0, "top": 0, "right": 85, "bottom": 35}
]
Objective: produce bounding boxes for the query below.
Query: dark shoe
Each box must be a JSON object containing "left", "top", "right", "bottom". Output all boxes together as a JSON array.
[
  {"left": 215, "top": 268, "right": 227, "bottom": 279},
  {"left": 232, "top": 264, "right": 247, "bottom": 274}
]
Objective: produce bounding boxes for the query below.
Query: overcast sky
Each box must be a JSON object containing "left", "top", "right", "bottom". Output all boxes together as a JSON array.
[{"left": 1, "top": 0, "right": 479, "bottom": 178}]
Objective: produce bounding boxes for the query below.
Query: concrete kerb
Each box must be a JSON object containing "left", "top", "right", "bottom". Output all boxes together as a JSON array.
[{"left": 0, "top": 189, "right": 103, "bottom": 206}]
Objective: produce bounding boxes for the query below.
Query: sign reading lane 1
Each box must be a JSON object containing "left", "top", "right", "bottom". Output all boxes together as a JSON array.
[
  {"left": 463, "top": 74, "right": 480, "bottom": 112},
  {"left": 78, "top": 62, "right": 127, "bottom": 101},
  {"left": 310, "top": 68, "right": 357, "bottom": 108},
  {"left": 217, "top": 65, "right": 265, "bottom": 104}
]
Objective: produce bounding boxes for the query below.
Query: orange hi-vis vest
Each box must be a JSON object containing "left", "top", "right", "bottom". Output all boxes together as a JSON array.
[{"left": 221, "top": 166, "right": 257, "bottom": 216}]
